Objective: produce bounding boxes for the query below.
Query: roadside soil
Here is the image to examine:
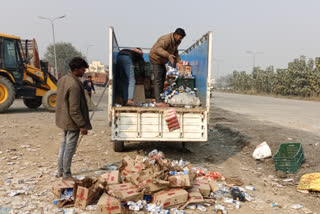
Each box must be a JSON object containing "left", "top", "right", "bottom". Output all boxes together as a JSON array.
[{"left": 0, "top": 88, "right": 319, "bottom": 213}]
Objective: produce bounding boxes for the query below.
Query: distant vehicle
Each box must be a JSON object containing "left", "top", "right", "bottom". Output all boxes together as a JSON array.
[{"left": 0, "top": 33, "right": 57, "bottom": 112}]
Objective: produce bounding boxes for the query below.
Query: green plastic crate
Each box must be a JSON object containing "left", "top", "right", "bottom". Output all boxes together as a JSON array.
[
  {"left": 176, "top": 77, "right": 195, "bottom": 89},
  {"left": 272, "top": 143, "right": 304, "bottom": 173}
]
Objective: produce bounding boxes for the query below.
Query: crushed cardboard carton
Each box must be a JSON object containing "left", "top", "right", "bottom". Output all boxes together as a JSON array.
[
  {"left": 152, "top": 188, "right": 188, "bottom": 208},
  {"left": 180, "top": 190, "right": 204, "bottom": 209},
  {"left": 193, "top": 179, "right": 211, "bottom": 197},
  {"left": 74, "top": 178, "right": 104, "bottom": 210},
  {"left": 168, "top": 174, "right": 191, "bottom": 188},
  {"left": 209, "top": 180, "right": 219, "bottom": 193},
  {"left": 99, "top": 171, "right": 120, "bottom": 185},
  {"left": 97, "top": 193, "right": 122, "bottom": 214},
  {"left": 107, "top": 183, "right": 143, "bottom": 202},
  {"left": 52, "top": 179, "right": 77, "bottom": 199},
  {"left": 138, "top": 179, "right": 168, "bottom": 195}
]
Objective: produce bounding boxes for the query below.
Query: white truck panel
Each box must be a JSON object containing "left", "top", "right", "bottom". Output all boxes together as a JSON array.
[{"left": 108, "top": 27, "right": 212, "bottom": 145}]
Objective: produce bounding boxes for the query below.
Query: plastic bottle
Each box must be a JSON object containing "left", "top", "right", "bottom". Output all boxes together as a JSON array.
[
  {"left": 245, "top": 186, "right": 255, "bottom": 191},
  {"left": 223, "top": 197, "right": 234, "bottom": 203},
  {"left": 197, "top": 205, "right": 207, "bottom": 212},
  {"left": 214, "top": 204, "right": 227, "bottom": 214},
  {"left": 235, "top": 201, "right": 241, "bottom": 209}
]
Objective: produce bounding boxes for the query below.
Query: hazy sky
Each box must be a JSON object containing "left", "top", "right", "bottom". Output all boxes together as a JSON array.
[{"left": 2, "top": 0, "right": 320, "bottom": 78}]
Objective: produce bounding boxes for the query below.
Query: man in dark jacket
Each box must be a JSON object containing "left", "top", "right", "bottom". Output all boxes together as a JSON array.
[
  {"left": 56, "top": 57, "right": 92, "bottom": 179},
  {"left": 149, "top": 28, "right": 186, "bottom": 107},
  {"left": 83, "top": 76, "right": 96, "bottom": 97},
  {"left": 116, "top": 48, "right": 145, "bottom": 106}
]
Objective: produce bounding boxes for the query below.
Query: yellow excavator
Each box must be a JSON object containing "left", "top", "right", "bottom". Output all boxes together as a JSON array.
[{"left": 0, "top": 33, "right": 57, "bottom": 112}]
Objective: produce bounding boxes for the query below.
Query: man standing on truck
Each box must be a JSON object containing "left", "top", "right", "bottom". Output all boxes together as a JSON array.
[
  {"left": 56, "top": 57, "right": 92, "bottom": 180},
  {"left": 83, "top": 75, "right": 96, "bottom": 97},
  {"left": 116, "top": 48, "right": 145, "bottom": 106},
  {"left": 149, "top": 28, "right": 186, "bottom": 107}
]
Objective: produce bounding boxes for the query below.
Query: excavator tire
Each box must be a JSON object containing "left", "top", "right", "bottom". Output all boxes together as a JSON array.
[
  {"left": 23, "top": 97, "right": 42, "bottom": 109},
  {"left": 42, "top": 90, "right": 57, "bottom": 112},
  {"left": 0, "top": 76, "right": 15, "bottom": 112}
]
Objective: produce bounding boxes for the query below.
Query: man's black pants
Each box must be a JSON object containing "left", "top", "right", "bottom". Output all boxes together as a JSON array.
[{"left": 151, "top": 61, "right": 166, "bottom": 103}]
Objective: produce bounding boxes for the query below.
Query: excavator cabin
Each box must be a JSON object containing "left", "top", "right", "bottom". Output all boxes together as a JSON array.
[{"left": 0, "top": 33, "right": 57, "bottom": 112}]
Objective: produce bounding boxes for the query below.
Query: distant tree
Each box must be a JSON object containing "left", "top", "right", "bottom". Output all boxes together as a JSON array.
[{"left": 44, "top": 42, "right": 86, "bottom": 77}]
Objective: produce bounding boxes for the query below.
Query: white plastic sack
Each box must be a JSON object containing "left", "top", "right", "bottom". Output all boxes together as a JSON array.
[
  {"left": 252, "top": 142, "right": 272, "bottom": 159},
  {"left": 168, "top": 93, "right": 201, "bottom": 107}
]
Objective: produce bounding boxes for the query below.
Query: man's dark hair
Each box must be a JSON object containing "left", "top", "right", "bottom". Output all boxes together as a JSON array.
[
  {"left": 69, "top": 57, "right": 89, "bottom": 71},
  {"left": 174, "top": 28, "right": 186, "bottom": 37},
  {"left": 88, "top": 75, "right": 92, "bottom": 78}
]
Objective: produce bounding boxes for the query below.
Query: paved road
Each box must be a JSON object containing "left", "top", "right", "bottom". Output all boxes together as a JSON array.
[{"left": 212, "top": 92, "right": 320, "bottom": 136}]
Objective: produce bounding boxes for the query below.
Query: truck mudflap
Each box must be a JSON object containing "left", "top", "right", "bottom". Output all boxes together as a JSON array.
[{"left": 111, "top": 107, "right": 207, "bottom": 142}]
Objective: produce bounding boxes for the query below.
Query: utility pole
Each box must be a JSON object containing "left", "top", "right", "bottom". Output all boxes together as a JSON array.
[
  {"left": 39, "top": 15, "right": 66, "bottom": 77},
  {"left": 86, "top": 44, "right": 95, "bottom": 62},
  {"left": 246, "top": 51, "right": 263, "bottom": 72},
  {"left": 213, "top": 58, "right": 224, "bottom": 79}
]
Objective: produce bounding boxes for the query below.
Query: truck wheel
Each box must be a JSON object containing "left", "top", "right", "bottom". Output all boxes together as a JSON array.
[
  {"left": 42, "top": 90, "right": 57, "bottom": 112},
  {"left": 113, "top": 141, "right": 124, "bottom": 152},
  {"left": 23, "top": 97, "right": 42, "bottom": 109},
  {"left": 0, "top": 76, "right": 15, "bottom": 112}
]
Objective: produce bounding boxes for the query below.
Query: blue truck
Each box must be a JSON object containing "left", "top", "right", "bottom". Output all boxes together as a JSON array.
[{"left": 107, "top": 27, "right": 213, "bottom": 152}]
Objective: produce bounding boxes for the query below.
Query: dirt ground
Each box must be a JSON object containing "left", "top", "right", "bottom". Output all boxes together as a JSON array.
[{"left": 0, "top": 88, "right": 319, "bottom": 214}]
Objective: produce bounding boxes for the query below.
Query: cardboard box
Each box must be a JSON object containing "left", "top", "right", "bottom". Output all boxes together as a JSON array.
[
  {"left": 138, "top": 179, "right": 168, "bottom": 195},
  {"left": 209, "top": 180, "right": 219, "bottom": 193},
  {"left": 193, "top": 179, "right": 211, "bottom": 197},
  {"left": 177, "top": 65, "right": 192, "bottom": 76},
  {"left": 180, "top": 190, "right": 204, "bottom": 209},
  {"left": 152, "top": 188, "right": 188, "bottom": 208},
  {"left": 97, "top": 193, "right": 121, "bottom": 214},
  {"left": 52, "top": 179, "right": 77, "bottom": 199},
  {"left": 99, "top": 171, "right": 120, "bottom": 185},
  {"left": 121, "top": 155, "right": 145, "bottom": 181},
  {"left": 108, "top": 183, "right": 142, "bottom": 202},
  {"left": 74, "top": 178, "right": 103, "bottom": 210},
  {"left": 168, "top": 174, "right": 191, "bottom": 188}
]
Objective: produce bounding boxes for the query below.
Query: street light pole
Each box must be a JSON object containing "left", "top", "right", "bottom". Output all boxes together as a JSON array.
[
  {"left": 39, "top": 15, "right": 66, "bottom": 77},
  {"left": 213, "top": 58, "right": 224, "bottom": 79},
  {"left": 246, "top": 51, "right": 263, "bottom": 72},
  {"left": 86, "top": 44, "right": 95, "bottom": 62}
]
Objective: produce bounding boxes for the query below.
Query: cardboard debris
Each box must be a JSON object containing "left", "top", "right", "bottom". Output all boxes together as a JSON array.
[
  {"left": 74, "top": 178, "right": 103, "bottom": 210},
  {"left": 99, "top": 171, "right": 120, "bottom": 185},
  {"left": 120, "top": 155, "right": 145, "bottom": 181},
  {"left": 193, "top": 179, "right": 211, "bottom": 197},
  {"left": 180, "top": 190, "right": 204, "bottom": 209},
  {"left": 50, "top": 150, "right": 255, "bottom": 213},
  {"left": 209, "top": 180, "right": 219, "bottom": 193},
  {"left": 168, "top": 174, "right": 191, "bottom": 188},
  {"left": 108, "top": 183, "right": 143, "bottom": 201},
  {"left": 52, "top": 179, "right": 77, "bottom": 199},
  {"left": 138, "top": 179, "right": 168, "bottom": 195},
  {"left": 97, "top": 193, "right": 121, "bottom": 214},
  {"left": 152, "top": 188, "right": 188, "bottom": 208}
]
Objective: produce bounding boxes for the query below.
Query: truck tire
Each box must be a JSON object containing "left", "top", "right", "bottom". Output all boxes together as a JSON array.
[
  {"left": 113, "top": 141, "right": 124, "bottom": 152},
  {"left": 42, "top": 90, "right": 57, "bottom": 112},
  {"left": 0, "top": 76, "right": 15, "bottom": 112},
  {"left": 23, "top": 97, "right": 42, "bottom": 109}
]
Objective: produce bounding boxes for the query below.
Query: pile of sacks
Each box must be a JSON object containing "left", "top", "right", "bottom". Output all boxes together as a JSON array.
[{"left": 51, "top": 150, "right": 254, "bottom": 213}]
